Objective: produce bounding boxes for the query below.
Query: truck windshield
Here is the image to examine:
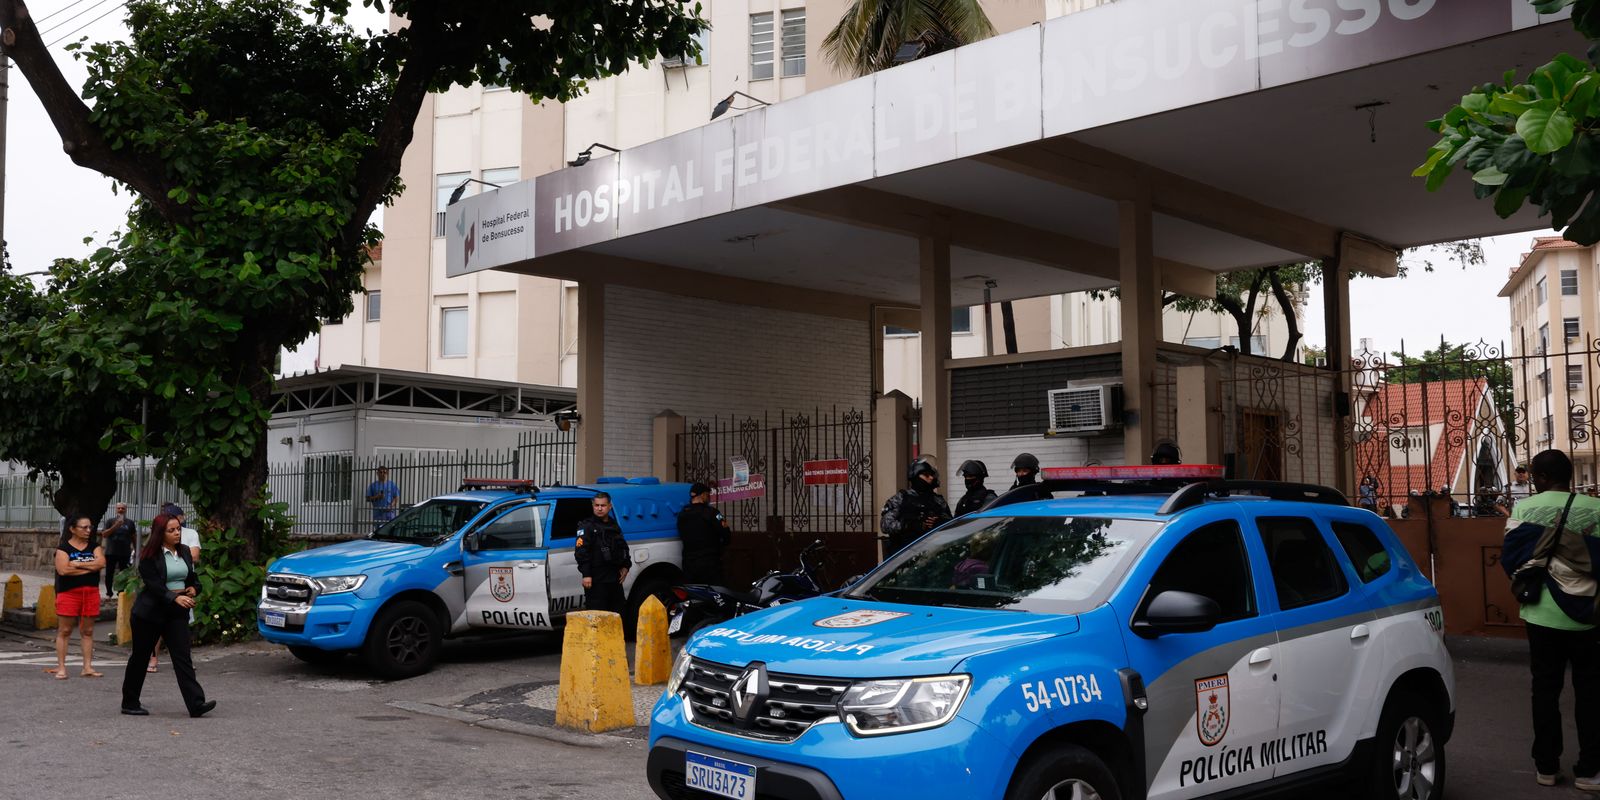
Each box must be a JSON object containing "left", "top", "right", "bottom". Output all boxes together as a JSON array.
[
  {"left": 846, "top": 515, "right": 1161, "bottom": 615},
  {"left": 372, "top": 499, "right": 488, "bottom": 544}
]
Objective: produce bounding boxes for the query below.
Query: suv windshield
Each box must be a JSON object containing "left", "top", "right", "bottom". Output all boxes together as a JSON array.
[
  {"left": 372, "top": 499, "right": 488, "bottom": 544},
  {"left": 847, "top": 515, "right": 1161, "bottom": 615}
]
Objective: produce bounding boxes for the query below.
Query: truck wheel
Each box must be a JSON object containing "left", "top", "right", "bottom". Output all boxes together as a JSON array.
[
  {"left": 288, "top": 645, "right": 345, "bottom": 666},
  {"left": 362, "top": 600, "right": 442, "bottom": 680},
  {"left": 1367, "top": 697, "right": 1447, "bottom": 800},
  {"left": 1006, "top": 744, "right": 1122, "bottom": 800},
  {"left": 624, "top": 576, "right": 676, "bottom": 639}
]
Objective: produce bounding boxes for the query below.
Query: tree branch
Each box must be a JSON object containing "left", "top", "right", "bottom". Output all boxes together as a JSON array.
[{"left": 0, "top": 0, "right": 188, "bottom": 223}]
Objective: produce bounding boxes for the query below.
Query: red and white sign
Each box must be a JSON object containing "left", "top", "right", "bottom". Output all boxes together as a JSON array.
[
  {"left": 713, "top": 474, "right": 767, "bottom": 503},
  {"left": 803, "top": 459, "right": 850, "bottom": 486}
]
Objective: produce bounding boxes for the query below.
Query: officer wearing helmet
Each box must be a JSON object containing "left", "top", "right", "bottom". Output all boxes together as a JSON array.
[
  {"left": 880, "top": 457, "right": 952, "bottom": 556},
  {"left": 1010, "top": 453, "right": 1041, "bottom": 490},
  {"left": 1151, "top": 441, "right": 1182, "bottom": 465},
  {"left": 954, "top": 460, "right": 998, "bottom": 517}
]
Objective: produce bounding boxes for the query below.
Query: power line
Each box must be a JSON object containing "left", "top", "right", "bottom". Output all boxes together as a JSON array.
[
  {"left": 38, "top": 0, "right": 117, "bottom": 38},
  {"left": 35, "top": 0, "right": 99, "bottom": 26},
  {"left": 46, "top": 0, "right": 128, "bottom": 49}
]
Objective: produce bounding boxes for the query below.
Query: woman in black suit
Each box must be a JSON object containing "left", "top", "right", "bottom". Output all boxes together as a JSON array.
[{"left": 121, "top": 513, "right": 215, "bottom": 718}]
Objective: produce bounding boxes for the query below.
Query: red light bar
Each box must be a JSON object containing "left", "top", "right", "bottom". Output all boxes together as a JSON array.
[
  {"left": 460, "top": 478, "right": 538, "bottom": 490},
  {"left": 1040, "top": 465, "right": 1226, "bottom": 481}
]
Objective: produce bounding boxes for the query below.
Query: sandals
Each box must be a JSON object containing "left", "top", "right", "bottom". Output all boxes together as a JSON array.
[
  {"left": 45, "top": 668, "right": 67, "bottom": 680},
  {"left": 147, "top": 660, "right": 158, "bottom": 673},
  {"left": 81, "top": 669, "right": 104, "bottom": 678}
]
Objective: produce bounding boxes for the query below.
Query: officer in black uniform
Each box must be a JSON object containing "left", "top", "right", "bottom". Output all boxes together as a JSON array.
[
  {"left": 1151, "top": 441, "right": 1182, "bottom": 465},
  {"left": 1010, "top": 453, "right": 1041, "bottom": 490},
  {"left": 880, "top": 458, "right": 952, "bottom": 557},
  {"left": 677, "top": 482, "right": 730, "bottom": 585},
  {"left": 954, "top": 460, "right": 998, "bottom": 517},
  {"left": 574, "top": 492, "right": 631, "bottom": 614}
]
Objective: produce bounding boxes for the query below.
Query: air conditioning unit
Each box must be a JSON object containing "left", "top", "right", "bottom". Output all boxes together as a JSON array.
[{"left": 1047, "top": 385, "right": 1121, "bottom": 434}]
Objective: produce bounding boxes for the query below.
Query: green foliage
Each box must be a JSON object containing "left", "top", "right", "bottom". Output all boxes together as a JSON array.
[
  {"left": 1387, "top": 340, "right": 1517, "bottom": 439},
  {"left": 1419, "top": 1, "right": 1600, "bottom": 243},
  {"left": 191, "top": 496, "right": 298, "bottom": 644},
  {"left": 822, "top": 0, "right": 995, "bottom": 77}
]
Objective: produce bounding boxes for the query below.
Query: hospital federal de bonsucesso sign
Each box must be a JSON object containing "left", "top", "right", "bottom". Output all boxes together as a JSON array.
[{"left": 446, "top": 0, "right": 1538, "bottom": 279}]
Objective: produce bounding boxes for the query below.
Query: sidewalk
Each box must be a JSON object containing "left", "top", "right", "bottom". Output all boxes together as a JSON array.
[{"left": 3, "top": 568, "right": 121, "bottom": 632}]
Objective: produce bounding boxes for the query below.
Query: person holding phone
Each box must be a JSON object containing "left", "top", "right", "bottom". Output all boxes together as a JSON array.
[{"left": 120, "top": 514, "right": 214, "bottom": 718}]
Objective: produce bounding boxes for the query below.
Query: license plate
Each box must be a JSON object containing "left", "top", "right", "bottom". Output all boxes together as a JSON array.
[
  {"left": 263, "top": 611, "right": 287, "bottom": 628},
  {"left": 685, "top": 751, "right": 756, "bottom": 800},
  {"left": 668, "top": 609, "right": 684, "bottom": 635}
]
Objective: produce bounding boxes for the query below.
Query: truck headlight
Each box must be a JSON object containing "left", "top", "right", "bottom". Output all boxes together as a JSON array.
[
  {"left": 667, "top": 648, "right": 692, "bottom": 695},
  {"left": 313, "top": 575, "right": 367, "bottom": 595},
  {"left": 839, "top": 675, "right": 970, "bottom": 736}
]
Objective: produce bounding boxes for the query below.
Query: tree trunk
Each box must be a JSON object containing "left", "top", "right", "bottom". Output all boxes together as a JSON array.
[
  {"left": 1268, "top": 270, "right": 1303, "bottom": 362},
  {"left": 196, "top": 354, "right": 275, "bottom": 563},
  {"left": 50, "top": 454, "right": 119, "bottom": 537}
]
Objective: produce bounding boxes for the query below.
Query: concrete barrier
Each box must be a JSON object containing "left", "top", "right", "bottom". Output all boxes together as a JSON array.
[
  {"left": 34, "top": 586, "right": 56, "bottom": 630},
  {"left": 2, "top": 574, "right": 20, "bottom": 610},
  {"left": 116, "top": 590, "right": 135, "bottom": 645},
  {"left": 634, "top": 595, "right": 670, "bottom": 685},
  {"left": 555, "top": 610, "right": 635, "bottom": 733}
]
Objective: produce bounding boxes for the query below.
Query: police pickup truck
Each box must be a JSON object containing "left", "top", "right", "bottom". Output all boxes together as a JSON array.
[
  {"left": 258, "top": 477, "right": 690, "bottom": 678},
  {"left": 648, "top": 465, "right": 1453, "bottom": 800}
]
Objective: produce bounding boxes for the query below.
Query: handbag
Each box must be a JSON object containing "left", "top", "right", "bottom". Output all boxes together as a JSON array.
[{"left": 1512, "top": 493, "right": 1578, "bottom": 604}]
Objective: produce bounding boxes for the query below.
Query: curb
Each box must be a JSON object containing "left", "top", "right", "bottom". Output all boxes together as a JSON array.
[{"left": 388, "top": 700, "right": 639, "bottom": 748}]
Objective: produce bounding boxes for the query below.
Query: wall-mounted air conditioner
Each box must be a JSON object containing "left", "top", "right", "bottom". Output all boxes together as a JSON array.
[{"left": 1047, "top": 384, "right": 1122, "bottom": 434}]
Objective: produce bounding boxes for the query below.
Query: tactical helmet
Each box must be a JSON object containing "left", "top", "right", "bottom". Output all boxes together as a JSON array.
[
  {"left": 958, "top": 459, "right": 989, "bottom": 480},
  {"left": 1011, "top": 453, "right": 1040, "bottom": 472},
  {"left": 907, "top": 457, "right": 940, "bottom": 484},
  {"left": 1151, "top": 441, "right": 1182, "bottom": 465}
]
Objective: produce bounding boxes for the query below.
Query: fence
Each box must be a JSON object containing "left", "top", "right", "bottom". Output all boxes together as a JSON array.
[{"left": 1, "top": 430, "right": 573, "bottom": 536}]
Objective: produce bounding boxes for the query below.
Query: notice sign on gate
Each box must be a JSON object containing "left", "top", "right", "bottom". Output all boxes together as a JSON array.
[
  {"left": 714, "top": 474, "right": 766, "bottom": 502},
  {"left": 803, "top": 459, "right": 850, "bottom": 486}
]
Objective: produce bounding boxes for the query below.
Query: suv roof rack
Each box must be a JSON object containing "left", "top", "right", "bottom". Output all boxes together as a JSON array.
[
  {"left": 458, "top": 478, "right": 539, "bottom": 493},
  {"left": 1156, "top": 480, "right": 1349, "bottom": 514}
]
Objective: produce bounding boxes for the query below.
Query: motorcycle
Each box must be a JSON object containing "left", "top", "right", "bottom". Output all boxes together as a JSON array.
[{"left": 668, "top": 539, "right": 828, "bottom": 637}]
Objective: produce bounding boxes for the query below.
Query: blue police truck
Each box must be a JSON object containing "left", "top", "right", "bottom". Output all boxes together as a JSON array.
[
  {"left": 647, "top": 465, "right": 1453, "bottom": 800},
  {"left": 258, "top": 477, "right": 690, "bottom": 679}
]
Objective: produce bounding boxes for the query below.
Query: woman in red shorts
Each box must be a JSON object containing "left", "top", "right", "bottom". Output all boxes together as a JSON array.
[{"left": 52, "top": 516, "right": 106, "bottom": 679}]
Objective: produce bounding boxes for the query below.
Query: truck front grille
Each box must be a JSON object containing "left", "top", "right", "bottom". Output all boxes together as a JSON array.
[
  {"left": 682, "top": 657, "right": 850, "bottom": 742},
  {"left": 263, "top": 574, "right": 315, "bottom": 606}
]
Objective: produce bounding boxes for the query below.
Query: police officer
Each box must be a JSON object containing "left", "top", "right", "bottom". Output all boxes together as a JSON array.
[
  {"left": 1010, "top": 453, "right": 1041, "bottom": 490},
  {"left": 574, "top": 492, "right": 631, "bottom": 614},
  {"left": 1151, "top": 441, "right": 1182, "bottom": 465},
  {"left": 880, "top": 458, "right": 952, "bottom": 556},
  {"left": 677, "top": 482, "right": 730, "bottom": 585},
  {"left": 954, "top": 460, "right": 997, "bottom": 517}
]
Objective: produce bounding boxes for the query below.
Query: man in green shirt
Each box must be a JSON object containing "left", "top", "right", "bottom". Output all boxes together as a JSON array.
[{"left": 1512, "top": 449, "right": 1600, "bottom": 789}]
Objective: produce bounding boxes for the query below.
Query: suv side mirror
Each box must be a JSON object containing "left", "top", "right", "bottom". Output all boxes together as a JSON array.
[
  {"left": 463, "top": 534, "right": 480, "bottom": 553},
  {"left": 1132, "top": 590, "right": 1223, "bottom": 638}
]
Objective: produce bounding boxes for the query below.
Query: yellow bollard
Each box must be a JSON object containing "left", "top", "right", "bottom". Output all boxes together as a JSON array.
[
  {"left": 555, "top": 610, "right": 636, "bottom": 733},
  {"left": 634, "top": 595, "right": 671, "bottom": 685},
  {"left": 34, "top": 586, "right": 57, "bottom": 631},
  {"left": 2, "top": 574, "right": 21, "bottom": 610},
  {"left": 116, "top": 590, "right": 135, "bottom": 646}
]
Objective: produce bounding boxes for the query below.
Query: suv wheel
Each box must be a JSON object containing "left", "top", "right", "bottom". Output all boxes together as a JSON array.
[
  {"left": 362, "top": 600, "right": 441, "bottom": 680},
  {"left": 1369, "top": 698, "right": 1447, "bottom": 800},
  {"left": 1006, "top": 745, "right": 1122, "bottom": 800}
]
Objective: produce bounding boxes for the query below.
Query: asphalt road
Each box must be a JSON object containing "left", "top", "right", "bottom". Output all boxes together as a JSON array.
[{"left": 0, "top": 629, "right": 1575, "bottom": 799}]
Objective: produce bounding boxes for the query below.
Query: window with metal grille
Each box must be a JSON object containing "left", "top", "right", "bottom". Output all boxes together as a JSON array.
[
  {"left": 1564, "top": 269, "right": 1580, "bottom": 295},
  {"left": 1570, "top": 364, "right": 1585, "bottom": 391},
  {"left": 781, "top": 9, "right": 806, "bottom": 77},
  {"left": 750, "top": 13, "right": 774, "bottom": 80},
  {"left": 1567, "top": 318, "right": 1582, "bottom": 341},
  {"left": 435, "top": 172, "right": 467, "bottom": 237}
]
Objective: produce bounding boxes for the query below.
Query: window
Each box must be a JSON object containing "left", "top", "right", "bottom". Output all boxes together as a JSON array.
[
  {"left": 302, "top": 452, "right": 353, "bottom": 504},
  {"left": 436, "top": 172, "right": 468, "bottom": 237},
  {"left": 474, "top": 504, "right": 547, "bottom": 550},
  {"left": 1143, "top": 520, "right": 1254, "bottom": 623},
  {"left": 1538, "top": 276, "right": 1549, "bottom": 305},
  {"left": 366, "top": 291, "right": 382, "bottom": 323},
  {"left": 1184, "top": 336, "right": 1222, "bottom": 350},
  {"left": 667, "top": 27, "right": 710, "bottom": 66},
  {"left": 1229, "top": 335, "right": 1270, "bottom": 353},
  {"left": 482, "top": 166, "right": 520, "bottom": 188},
  {"left": 1540, "top": 367, "right": 1552, "bottom": 397},
  {"left": 750, "top": 13, "right": 775, "bottom": 80},
  {"left": 952, "top": 306, "right": 972, "bottom": 334},
  {"left": 1571, "top": 364, "right": 1586, "bottom": 391},
  {"left": 780, "top": 9, "right": 806, "bottom": 77},
  {"left": 1541, "top": 323, "right": 1551, "bottom": 354},
  {"left": 1331, "top": 521, "right": 1392, "bottom": 583},
  {"left": 1567, "top": 317, "right": 1582, "bottom": 341},
  {"left": 1563, "top": 269, "right": 1580, "bottom": 296},
  {"left": 550, "top": 498, "right": 593, "bottom": 542},
  {"left": 1257, "top": 517, "right": 1348, "bottom": 610},
  {"left": 884, "top": 325, "right": 916, "bottom": 337},
  {"left": 441, "top": 307, "right": 468, "bottom": 358}
]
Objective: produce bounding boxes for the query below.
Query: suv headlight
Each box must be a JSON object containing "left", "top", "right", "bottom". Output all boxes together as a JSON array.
[
  {"left": 839, "top": 675, "right": 970, "bottom": 736},
  {"left": 667, "top": 648, "right": 693, "bottom": 695},
  {"left": 313, "top": 575, "right": 367, "bottom": 595}
]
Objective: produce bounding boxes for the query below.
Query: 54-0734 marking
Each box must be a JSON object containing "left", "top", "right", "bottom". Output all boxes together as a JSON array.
[{"left": 1021, "top": 673, "right": 1104, "bottom": 712}]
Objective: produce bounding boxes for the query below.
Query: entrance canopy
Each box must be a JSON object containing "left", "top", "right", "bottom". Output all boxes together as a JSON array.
[{"left": 449, "top": 1, "right": 1582, "bottom": 308}]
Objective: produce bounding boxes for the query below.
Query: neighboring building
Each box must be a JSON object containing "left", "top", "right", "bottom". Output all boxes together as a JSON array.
[
  {"left": 1352, "top": 378, "right": 1511, "bottom": 512},
  {"left": 1500, "top": 236, "right": 1600, "bottom": 485}
]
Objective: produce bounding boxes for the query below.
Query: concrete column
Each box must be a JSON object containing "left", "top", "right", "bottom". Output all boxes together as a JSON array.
[
  {"left": 1119, "top": 193, "right": 1159, "bottom": 464},
  {"left": 874, "top": 391, "right": 913, "bottom": 536},
  {"left": 1325, "top": 251, "right": 1355, "bottom": 493},
  {"left": 919, "top": 233, "right": 952, "bottom": 464},
  {"left": 651, "top": 411, "right": 685, "bottom": 482},
  {"left": 576, "top": 282, "right": 606, "bottom": 482},
  {"left": 1176, "top": 364, "right": 1222, "bottom": 464}
]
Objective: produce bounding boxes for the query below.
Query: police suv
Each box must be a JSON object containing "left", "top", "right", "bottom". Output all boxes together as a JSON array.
[
  {"left": 258, "top": 477, "right": 690, "bottom": 678},
  {"left": 647, "top": 466, "right": 1453, "bottom": 800}
]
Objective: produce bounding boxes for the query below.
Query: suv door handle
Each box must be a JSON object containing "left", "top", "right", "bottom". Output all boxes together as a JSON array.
[
  {"left": 1248, "top": 647, "right": 1272, "bottom": 666},
  {"left": 1350, "top": 624, "right": 1371, "bottom": 641},
  {"left": 516, "top": 561, "right": 541, "bottom": 570}
]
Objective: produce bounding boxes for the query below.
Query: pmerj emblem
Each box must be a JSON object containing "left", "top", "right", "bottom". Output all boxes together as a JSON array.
[
  {"left": 814, "top": 609, "right": 912, "bottom": 628},
  {"left": 489, "top": 566, "right": 515, "bottom": 603},
  {"left": 1195, "top": 674, "right": 1230, "bottom": 746}
]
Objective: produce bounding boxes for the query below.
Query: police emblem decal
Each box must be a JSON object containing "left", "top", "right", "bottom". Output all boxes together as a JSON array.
[
  {"left": 814, "top": 609, "right": 912, "bottom": 628},
  {"left": 489, "top": 566, "right": 515, "bottom": 603},
  {"left": 1195, "top": 674, "right": 1230, "bottom": 746}
]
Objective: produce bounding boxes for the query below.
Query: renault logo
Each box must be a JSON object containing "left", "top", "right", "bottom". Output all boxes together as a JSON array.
[{"left": 728, "top": 662, "right": 769, "bottom": 723}]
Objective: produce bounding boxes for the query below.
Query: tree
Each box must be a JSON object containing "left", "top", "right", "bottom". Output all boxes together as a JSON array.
[
  {"left": 822, "top": 0, "right": 995, "bottom": 78},
  {"left": 0, "top": 0, "right": 705, "bottom": 637},
  {"left": 1417, "top": 0, "right": 1600, "bottom": 243},
  {"left": 1386, "top": 340, "right": 1517, "bottom": 442}
]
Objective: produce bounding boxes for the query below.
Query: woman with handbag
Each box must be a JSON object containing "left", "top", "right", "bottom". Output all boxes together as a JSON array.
[{"left": 119, "top": 513, "right": 215, "bottom": 718}]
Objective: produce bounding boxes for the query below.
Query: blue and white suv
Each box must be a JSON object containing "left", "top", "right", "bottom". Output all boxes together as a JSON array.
[{"left": 647, "top": 466, "right": 1453, "bottom": 800}]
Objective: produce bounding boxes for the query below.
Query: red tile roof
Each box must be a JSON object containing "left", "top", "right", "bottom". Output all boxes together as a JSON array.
[{"left": 1354, "top": 378, "right": 1493, "bottom": 504}]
